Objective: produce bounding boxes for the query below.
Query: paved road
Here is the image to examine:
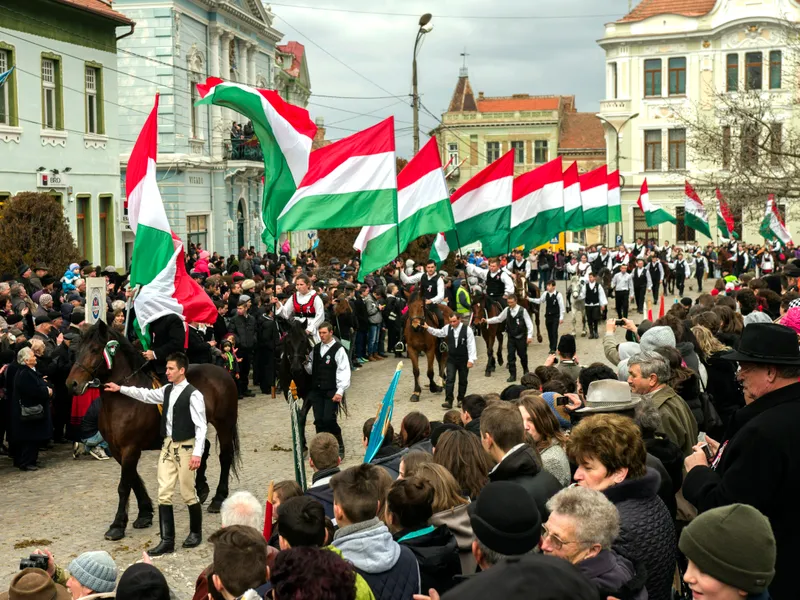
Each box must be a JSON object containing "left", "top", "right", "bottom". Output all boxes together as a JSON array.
[{"left": 0, "top": 281, "right": 695, "bottom": 595}]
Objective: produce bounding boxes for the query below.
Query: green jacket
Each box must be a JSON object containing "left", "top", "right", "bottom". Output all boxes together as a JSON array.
[
  {"left": 456, "top": 286, "right": 471, "bottom": 315},
  {"left": 327, "top": 546, "right": 377, "bottom": 600},
  {"left": 649, "top": 385, "right": 699, "bottom": 457}
]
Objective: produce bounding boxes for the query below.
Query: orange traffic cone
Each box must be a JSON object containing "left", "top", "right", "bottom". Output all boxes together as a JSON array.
[
  {"left": 647, "top": 300, "right": 653, "bottom": 322},
  {"left": 658, "top": 295, "right": 665, "bottom": 319}
]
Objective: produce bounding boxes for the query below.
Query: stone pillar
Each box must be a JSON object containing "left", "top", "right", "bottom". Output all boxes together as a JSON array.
[
  {"left": 247, "top": 43, "right": 257, "bottom": 86},
  {"left": 220, "top": 32, "right": 233, "bottom": 134},
  {"left": 209, "top": 25, "right": 223, "bottom": 160}
]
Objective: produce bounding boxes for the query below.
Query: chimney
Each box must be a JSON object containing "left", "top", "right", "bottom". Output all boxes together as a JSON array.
[{"left": 478, "top": 91, "right": 484, "bottom": 100}]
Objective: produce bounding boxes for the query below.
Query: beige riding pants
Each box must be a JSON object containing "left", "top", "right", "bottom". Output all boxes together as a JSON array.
[{"left": 157, "top": 437, "right": 199, "bottom": 506}]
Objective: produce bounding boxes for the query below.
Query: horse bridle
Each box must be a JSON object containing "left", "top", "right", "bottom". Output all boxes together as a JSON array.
[{"left": 74, "top": 349, "right": 153, "bottom": 389}]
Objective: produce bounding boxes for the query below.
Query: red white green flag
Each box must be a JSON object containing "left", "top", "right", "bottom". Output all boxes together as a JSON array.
[
  {"left": 636, "top": 179, "right": 675, "bottom": 227},
  {"left": 715, "top": 188, "right": 738, "bottom": 239},
  {"left": 684, "top": 181, "right": 712, "bottom": 239},
  {"left": 759, "top": 194, "right": 791, "bottom": 246}
]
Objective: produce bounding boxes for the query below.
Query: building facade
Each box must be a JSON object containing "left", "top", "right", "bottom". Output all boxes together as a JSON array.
[
  {"left": 598, "top": 0, "right": 799, "bottom": 245},
  {"left": 0, "top": 0, "right": 132, "bottom": 268}
]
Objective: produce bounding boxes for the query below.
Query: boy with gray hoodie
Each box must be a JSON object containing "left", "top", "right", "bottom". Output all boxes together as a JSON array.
[{"left": 330, "top": 464, "right": 421, "bottom": 600}]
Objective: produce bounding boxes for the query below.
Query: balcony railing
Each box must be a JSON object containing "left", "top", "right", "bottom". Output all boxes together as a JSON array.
[
  {"left": 225, "top": 137, "right": 263, "bottom": 162},
  {"left": 599, "top": 99, "right": 632, "bottom": 115}
]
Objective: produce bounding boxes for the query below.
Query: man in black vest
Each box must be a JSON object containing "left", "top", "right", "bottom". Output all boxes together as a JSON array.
[
  {"left": 530, "top": 280, "right": 565, "bottom": 354},
  {"left": 632, "top": 258, "right": 648, "bottom": 314},
  {"left": 305, "top": 321, "right": 351, "bottom": 459},
  {"left": 105, "top": 352, "right": 207, "bottom": 556},
  {"left": 466, "top": 257, "right": 514, "bottom": 306},
  {"left": 647, "top": 254, "right": 664, "bottom": 303},
  {"left": 401, "top": 259, "right": 446, "bottom": 325},
  {"left": 144, "top": 313, "right": 186, "bottom": 384},
  {"left": 427, "top": 312, "right": 477, "bottom": 409},
  {"left": 483, "top": 293, "right": 533, "bottom": 382}
]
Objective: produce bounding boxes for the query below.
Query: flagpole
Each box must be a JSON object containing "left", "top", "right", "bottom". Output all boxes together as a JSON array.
[{"left": 123, "top": 285, "right": 139, "bottom": 339}]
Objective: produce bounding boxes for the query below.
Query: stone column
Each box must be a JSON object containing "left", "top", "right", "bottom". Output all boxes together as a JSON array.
[
  {"left": 208, "top": 25, "right": 223, "bottom": 160},
  {"left": 247, "top": 43, "right": 257, "bottom": 86},
  {"left": 220, "top": 31, "right": 233, "bottom": 134}
]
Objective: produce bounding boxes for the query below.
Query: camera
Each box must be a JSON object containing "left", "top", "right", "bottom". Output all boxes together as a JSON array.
[
  {"left": 615, "top": 319, "right": 626, "bottom": 326},
  {"left": 20, "top": 554, "right": 49, "bottom": 571}
]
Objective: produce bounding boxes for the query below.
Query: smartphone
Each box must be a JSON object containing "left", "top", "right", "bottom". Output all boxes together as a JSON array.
[
  {"left": 615, "top": 319, "right": 626, "bottom": 326},
  {"left": 697, "top": 432, "right": 714, "bottom": 461},
  {"left": 556, "top": 395, "right": 570, "bottom": 406}
]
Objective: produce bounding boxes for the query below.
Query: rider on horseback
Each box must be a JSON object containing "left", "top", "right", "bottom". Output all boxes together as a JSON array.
[
  {"left": 401, "top": 259, "right": 447, "bottom": 327},
  {"left": 465, "top": 257, "right": 514, "bottom": 308},
  {"left": 272, "top": 274, "right": 324, "bottom": 342},
  {"left": 505, "top": 249, "right": 531, "bottom": 279}
]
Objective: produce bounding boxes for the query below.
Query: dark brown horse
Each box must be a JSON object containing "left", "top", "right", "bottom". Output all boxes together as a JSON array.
[
  {"left": 278, "top": 319, "right": 314, "bottom": 451},
  {"left": 471, "top": 292, "right": 504, "bottom": 377},
  {"left": 65, "top": 321, "right": 240, "bottom": 541},
  {"left": 404, "top": 293, "right": 450, "bottom": 402},
  {"left": 511, "top": 272, "right": 543, "bottom": 343}
]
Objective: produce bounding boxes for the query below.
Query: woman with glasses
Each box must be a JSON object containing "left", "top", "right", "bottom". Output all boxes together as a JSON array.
[{"left": 541, "top": 486, "right": 647, "bottom": 600}]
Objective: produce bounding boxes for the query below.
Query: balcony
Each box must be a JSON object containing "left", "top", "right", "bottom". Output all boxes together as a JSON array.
[
  {"left": 599, "top": 99, "right": 633, "bottom": 117},
  {"left": 224, "top": 137, "right": 263, "bottom": 162}
]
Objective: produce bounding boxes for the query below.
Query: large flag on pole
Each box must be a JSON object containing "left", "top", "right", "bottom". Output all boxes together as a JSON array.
[
  {"left": 195, "top": 78, "right": 316, "bottom": 249},
  {"left": 278, "top": 117, "right": 397, "bottom": 234},
  {"left": 430, "top": 233, "right": 450, "bottom": 265},
  {"left": 580, "top": 165, "right": 609, "bottom": 228},
  {"left": 684, "top": 181, "right": 712, "bottom": 239},
  {"left": 716, "top": 188, "right": 738, "bottom": 239},
  {"left": 355, "top": 137, "right": 454, "bottom": 275},
  {"left": 364, "top": 362, "right": 403, "bottom": 464},
  {"left": 126, "top": 95, "right": 216, "bottom": 346},
  {"left": 759, "top": 194, "right": 792, "bottom": 246},
  {"left": 510, "top": 156, "right": 565, "bottom": 250},
  {"left": 636, "top": 179, "right": 676, "bottom": 227},
  {"left": 607, "top": 169, "right": 622, "bottom": 223},
  {"left": 444, "top": 151, "right": 514, "bottom": 257},
  {"left": 563, "top": 161, "right": 584, "bottom": 232}
]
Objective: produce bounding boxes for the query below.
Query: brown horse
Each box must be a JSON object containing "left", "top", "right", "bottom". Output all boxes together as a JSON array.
[
  {"left": 471, "top": 292, "right": 504, "bottom": 377},
  {"left": 65, "top": 321, "right": 240, "bottom": 541},
  {"left": 403, "top": 293, "right": 450, "bottom": 402},
  {"left": 511, "top": 272, "right": 543, "bottom": 343}
]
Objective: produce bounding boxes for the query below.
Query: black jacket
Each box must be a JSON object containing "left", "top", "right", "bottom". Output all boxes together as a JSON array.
[
  {"left": 683, "top": 381, "right": 800, "bottom": 600},
  {"left": 370, "top": 445, "right": 408, "bottom": 480},
  {"left": 255, "top": 310, "right": 280, "bottom": 348},
  {"left": 394, "top": 525, "right": 461, "bottom": 594},
  {"left": 187, "top": 326, "right": 212, "bottom": 364},
  {"left": 575, "top": 549, "right": 648, "bottom": 600},
  {"left": 352, "top": 296, "right": 370, "bottom": 331},
  {"left": 11, "top": 365, "right": 53, "bottom": 443},
  {"left": 487, "top": 445, "right": 563, "bottom": 518},
  {"left": 702, "top": 351, "right": 745, "bottom": 437},
  {"left": 80, "top": 397, "right": 102, "bottom": 439},
  {"left": 149, "top": 314, "right": 186, "bottom": 371},
  {"left": 228, "top": 313, "right": 256, "bottom": 350},
  {"left": 305, "top": 467, "right": 339, "bottom": 520},
  {"left": 464, "top": 417, "right": 481, "bottom": 438},
  {"left": 603, "top": 468, "right": 676, "bottom": 600}
]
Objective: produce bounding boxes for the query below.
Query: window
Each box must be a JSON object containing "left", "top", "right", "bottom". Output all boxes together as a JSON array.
[
  {"left": 668, "top": 128, "right": 686, "bottom": 170},
  {"left": 511, "top": 141, "right": 525, "bottom": 164},
  {"left": 668, "top": 57, "right": 686, "bottom": 95},
  {"left": 85, "top": 66, "right": 103, "bottom": 134},
  {"left": 675, "top": 206, "right": 696, "bottom": 242},
  {"left": 634, "top": 206, "right": 659, "bottom": 243},
  {"left": 644, "top": 130, "right": 662, "bottom": 171},
  {"left": 447, "top": 142, "right": 459, "bottom": 167},
  {"left": 726, "top": 54, "right": 738, "bottom": 92},
  {"left": 486, "top": 141, "right": 500, "bottom": 163},
  {"left": 187, "top": 215, "right": 209, "bottom": 248},
  {"left": 644, "top": 59, "right": 662, "bottom": 96},
  {"left": 741, "top": 123, "right": 759, "bottom": 167},
  {"left": 770, "top": 50, "right": 782, "bottom": 89},
  {"left": 745, "top": 52, "right": 762, "bottom": 90},
  {"left": 534, "top": 140, "right": 548, "bottom": 163},
  {"left": 610, "top": 62, "right": 618, "bottom": 99},
  {"left": 99, "top": 195, "right": 114, "bottom": 267},
  {"left": 190, "top": 82, "right": 200, "bottom": 138},
  {"left": 0, "top": 48, "right": 12, "bottom": 126},
  {"left": 770, "top": 123, "right": 782, "bottom": 166},
  {"left": 470, "top": 135, "right": 478, "bottom": 166},
  {"left": 76, "top": 195, "right": 92, "bottom": 260},
  {"left": 42, "top": 56, "right": 65, "bottom": 130},
  {"left": 722, "top": 126, "right": 731, "bottom": 169}
]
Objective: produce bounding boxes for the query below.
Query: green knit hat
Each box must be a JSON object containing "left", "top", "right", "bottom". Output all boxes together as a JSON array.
[{"left": 679, "top": 504, "right": 775, "bottom": 594}]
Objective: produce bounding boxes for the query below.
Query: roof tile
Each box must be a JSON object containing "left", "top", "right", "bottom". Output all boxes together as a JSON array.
[
  {"left": 619, "top": 0, "right": 716, "bottom": 23},
  {"left": 54, "top": 0, "right": 134, "bottom": 24},
  {"left": 477, "top": 96, "right": 561, "bottom": 112},
  {"left": 558, "top": 112, "right": 605, "bottom": 150},
  {"left": 276, "top": 41, "right": 305, "bottom": 78}
]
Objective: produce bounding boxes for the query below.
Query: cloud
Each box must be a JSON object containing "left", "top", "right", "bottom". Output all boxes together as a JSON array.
[{"left": 272, "top": 0, "right": 630, "bottom": 157}]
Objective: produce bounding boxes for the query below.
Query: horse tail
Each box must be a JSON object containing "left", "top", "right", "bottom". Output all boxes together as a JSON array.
[{"left": 228, "top": 419, "right": 242, "bottom": 480}]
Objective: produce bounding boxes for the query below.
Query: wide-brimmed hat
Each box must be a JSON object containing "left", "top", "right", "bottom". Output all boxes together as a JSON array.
[
  {"left": 576, "top": 379, "right": 641, "bottom": 413},
  {"left": 721, "top": 322, "right": 800, "bottom": 365},
  {"left": 782, "top": 263, "right": 800, "bottom": 277},
  {"left": 0, "top": 569, "right": 71, "bottom": 600}
]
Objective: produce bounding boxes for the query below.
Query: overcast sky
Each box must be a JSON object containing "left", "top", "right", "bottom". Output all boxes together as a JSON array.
[{"left": 269, "top": 0, "right": 632, "bottom": 158}]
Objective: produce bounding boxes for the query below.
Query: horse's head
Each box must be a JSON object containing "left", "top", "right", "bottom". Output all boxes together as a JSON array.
[
  {"left": 66, "top": 320, "right": 115, "bottom": 395},
  {"left": 283, "top": 320, "right": 313, "bottom": 374},
  {"left": 568, "top": 276, "right": 584, "bottom": 299},
  {"left": 471, "top": 292, "right": 486, "bottom": 319},
  {"left": 406, "top": 293, "right": 426, "bottom": 332}
]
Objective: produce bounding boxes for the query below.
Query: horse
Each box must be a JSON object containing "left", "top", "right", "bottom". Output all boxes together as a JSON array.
[
  {"left": 65, "top": 320, "right": 240, "bottom": 541},
  {"left": 510, "top": 272, "right": 543, "bottom": 343},
  {"left": 566, "top": 276, "right": 587, "bottom": 337},
  {"left": 404, "top": 293, "right": 449, "bottom": 402},
  {"left": 278, "top": 319, "right": 314, "bottom": 451},
  {"left": 471, "top": 292, "right": 504, "bottom": 377}
]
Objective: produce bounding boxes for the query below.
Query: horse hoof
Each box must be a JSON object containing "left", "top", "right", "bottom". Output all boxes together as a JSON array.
[
  {"left": 485, "top": 371, "right": 492, "bottom": 377},
  {"left": 430, "top": 384, "right": 441, "bottom": 393},
  {"left": 498, "top": 358, "right": 504, "bottom": 366},
  {"left": 581, "top": 331, "right": 587, "bottom": 337},
  {"left": 208, "top": 499, "right": 223, "bottom": 514},
  {"left": 133, "top": 515, "right": 153, "bottom": 529},
  {"left": 410, "top": 394, "right": 420, "bottom": 403},
  {"left": 104, "top": 526, "right": 126, "bottom": 541},
  {"left": 197, "top": 483, "right": 210, "bottom": 504}
]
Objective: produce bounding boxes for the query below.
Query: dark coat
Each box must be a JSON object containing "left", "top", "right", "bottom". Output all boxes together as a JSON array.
[
  {"left": 487, "top": 445, "right": 563, "bottom": 518},
  {"left": 603, "top": 468, "right": 676, "bottom": 600},
  {"left": 394, "top": 525, "right": 461, "bottom": 594},
  {"left": 333, "top": 309, "right": 356, "bottom": 341},
  {"left": 575, "top": 549, "right": 648, "bottom": 600},
  {"left": 645, "top": 452, "right": 677, "bottom": 520},
  {"left": 352, "top": 296, "right": 370, "bottom": 331},
  {"left": 305, "top": 467, "right": 340, "bottom": 520},
  {"left": 371, "top": 445, "right": 408, "bottom": 480},
  {"left": 683, "top": 381, "right": 800, "bottom": 600},
  {"left": 149, "top": 313, "right": 186, "bottom": 371},
  {"left": 702, "top": 351, "right": 745, "bottom": 436},
  {"left": 228, "top": 313, "right": 256, "bottom": 350},
  {"left": 186, "top": 326, "right": 212, "bottom": 364},
  {"left": 11, "top": 365, "right": 53, "bottom": 443},
  {"left": 464, "top": 417, "right": 481, "bottom": 437}
]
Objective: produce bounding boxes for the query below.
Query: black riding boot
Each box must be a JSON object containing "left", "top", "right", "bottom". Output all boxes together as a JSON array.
[
  {"left": 149, "top": 505, "right": 175, "bottom": 556},
  {"left": 334, "top": 432, "right": 345, "bottom": 461},
  {"left": 441, "top": 397, "right": 453, "bottom": 409},
  {"left": 183, "top": 503, "right": 203, "bottom": 548}
]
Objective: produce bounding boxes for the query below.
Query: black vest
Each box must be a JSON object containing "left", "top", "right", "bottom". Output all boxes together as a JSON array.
[
  {"left": 486, "top": 271, "right": 505, "bottom": 298},
  {"left": 675, "top": 260, "right": 686, "bottom": 280},
  {"left": 585, "top": 283, "right": 600, "bottom": 305},
  {"left": 633, "top": 268, "right": 647, "bottom": 288},
  {"left": 446, "top": 325, "right": 468, "bottom": 360},
  {"left": 161, "top": 383, "right": 198, "bottom": 442},
  {"left": 545, "top": 292, "right": 560, "bottom": 318},
  {"left": 510, "top": 259, "right": 526, "bottom": 273},
  {"left": 312, "top": 341, "right": 343, "bottom": 392},
  {"left": 506, "top": 308, "right": 526, "bottom": 339},
  {"left": 648, "top": 262, "right": 661, "bottom": 282},
  {"left": 420, "top": 274, "right": 440, "bottom": 300}
]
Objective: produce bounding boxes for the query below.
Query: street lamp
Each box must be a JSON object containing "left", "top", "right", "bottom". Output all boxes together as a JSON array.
[
  {"left": 412, "top": 13, "right": 433, "bottom": 154},
  {"left": 597, "top": 112, "right": 639, "bottom": 244}
]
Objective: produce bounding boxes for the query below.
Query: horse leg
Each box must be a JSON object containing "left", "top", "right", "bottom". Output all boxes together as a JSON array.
[
  {"left": 427, "top": 349, "right": 441, "bottom": 393},
  {"left": 410, "top": 350, "right": 422, "bottom": 402},
  {"left": 299, "top": 396, "right": 312, "bottom": 452},
  {"left": 209, "top": 432, "right": 234, "bottom": 514},
  {"left": 131, "top": 464, "right": 154, "bottom": 529},
  {"left": 497, "top": 332, "right": 504, "bottom": 367},
  {"left": 105, "top": 448, "right": 139, "bottom": 540},
  {"left": 194, "top": 438, "right": 211, "bottom": 505},
  {"left": 485, "top": 336, "right": 495, "bottom": 377}
]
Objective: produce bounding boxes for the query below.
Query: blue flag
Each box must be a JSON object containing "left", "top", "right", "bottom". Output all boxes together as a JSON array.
[
  {"left": 0, "top": 66, "right": 14, "bottom": 88},
  {"left": 364, "top": 362, "right": 403, "bottom": 464}
]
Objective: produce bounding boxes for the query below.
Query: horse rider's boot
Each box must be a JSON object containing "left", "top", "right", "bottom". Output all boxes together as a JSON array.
[
  {"left": 335, "top": 432, "right": 345, "bottom": 460},
  {"left": 441, "top": 397, "right": 454, "bottom": 409},
  {"left": 149, "top": 505, "right": 176, "bottom": 556},
  {"left": 183, "top": 503, "right": 203, "bottom": 548},
  {"left": 507, "top": 372, "right": 516, "bottom": 383}
]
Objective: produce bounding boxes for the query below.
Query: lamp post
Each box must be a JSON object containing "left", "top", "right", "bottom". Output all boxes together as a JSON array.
[
  {"left": 412, "top": 13, "right": 433, "bottom": 154},
  {"left": 597, "top": 112, "right": 639, "bottom": 245}
]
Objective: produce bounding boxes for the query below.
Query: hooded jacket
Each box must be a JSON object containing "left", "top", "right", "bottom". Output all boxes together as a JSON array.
[
  {"left": 304, "top": 466, "right": 340, "bottom": 520},
  {"left": 430, "top": 503, "right": 476, "bottom": 575},
  {"left": 487, "top": 445, "right": 563, "bottom": 518},
  {"left": 370, "top": 446, "right": 408, "bottom": 480},
  {"left": 393, "top": 525, "right": 461, "bottom": 594},
  {"left": 576, "top": 549, "right": 648, "bottom": 600}
]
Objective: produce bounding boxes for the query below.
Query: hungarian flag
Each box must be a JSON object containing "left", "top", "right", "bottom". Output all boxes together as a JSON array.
[
  {"left": 684, "top": 181, "right": 712, "bottom": 239},
  {"left": 716, "top": 188, "right": 738, "bottom": 239},
  {"left": 126, "top": 95, "right": 216, "bottom": 346},
  {"left": 563, "top": 161, "right": 584, "bottom": 232},
  {"left": 580, "top": 165, "right": 609, "bottom": 228},
  {"left": 510, "top": 156, "right": 564, "bottom": 250},
  {"left": 278, "top": 117, "right": 397, "bottom": 233},
  {"left": 444, "top": 151, "right": 514, "bottom": 257},
  {"left": 636, "top": 179, "right": 676, "bottom": 227},
  {"left": 195, "top": 78, "right": 316, "bottom": 248},
  {"left": 759, "top": 194, "right": 792, "bottom": 246},
  {"left": 430, "top": 233, "right": 450, "bottom": 265},
  {"left": 607, "top": 170, "right": 622, "bottom": 223},
  {"left": 355, "top": 137, "right": 454, "bottom": 274}
]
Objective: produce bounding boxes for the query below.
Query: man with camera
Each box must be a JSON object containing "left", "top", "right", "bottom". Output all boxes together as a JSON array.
[{"left": 22, "top": 548, "right": 118, "bottom": 600}]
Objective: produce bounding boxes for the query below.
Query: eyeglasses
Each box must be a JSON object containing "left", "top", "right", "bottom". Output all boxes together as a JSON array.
[{"left": 541, "top": 524, "right": 591, "bottom": 550}]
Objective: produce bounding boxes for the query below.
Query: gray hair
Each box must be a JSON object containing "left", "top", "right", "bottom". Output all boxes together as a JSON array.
[
  {"left": 111, "top": 300, "right": 126, "bottom": 312},
  {"left": 545, "top": 486, "right": 620, "bottom": 549},
  {"left": 220, "top": 490, "right": 263, "bottom": 529},
  {"left": 476, "top": 539, "right": 536, "bottom": 566},
  {"left": 634, "top": 398, "right": 662, "bottom": 435},
  {"left": 17, "top": 346, "right": 34, "bottom": 365},
  {"left": 628, "top": 350, "right": 671, "bottom": 384},
  {"left": 39, "top": 294, "right": 53, "bottom": 307}
]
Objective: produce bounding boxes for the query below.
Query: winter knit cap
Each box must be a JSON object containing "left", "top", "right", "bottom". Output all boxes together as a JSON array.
[
  {"left": 640, "top": 325, "right": 676, "bottom": 352},
  {"left": 115, "top": 563, "right": 169, "bottom": 600},
  {"left": 68, "top": 551, "right": 118, "bottom": 593},
  {"left": 69, "top": 263, "right": 80, "bottom": 272},
  {"left": 679, "top": 504, "right": 775, "bottom": 594},
  {"left": 468, "top": 481, "right": 541, "bottom": 556},
  {"left": 542, "top": 392, "right": 571, "bottom": 429},
  {"left": 38, "top": 294, "right": 53, "bottom": 307}
]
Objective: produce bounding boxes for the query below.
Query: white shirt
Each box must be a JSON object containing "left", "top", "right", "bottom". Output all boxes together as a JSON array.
[
  {"left": 466, "top": 263, "right": 514, "bottom": 296},
  {"left": 304, "top": 339, "right": 351, "bottom": 397},
  {"left": 577, "top": 262, "right": 592, "bottom": 281},
  {"left": 531, "top": 291, "right": 566, "bottom": 321},
  {"left": 583, "top": 281, "right": 607, "bottom": 307},
  {"left": 426, "top": 323, "right": 478, "bottom": 363},
  {"left": 276, "top": 290, "right": 325, "bottom": 342},
  {"left": 485, "top": 305, "right": 534, "bottom": 339},
  {"left": 611, "top": 272, "right": 633, "bottom": 292},
  {"left": 504, "top": 259, "right": 531, "bottom": 278},
  {"left": 401, "top": 270, "right": 446, "bottom": 304},
  {"left": 120, "top": 379, "right": 207, "bottom": 457}
]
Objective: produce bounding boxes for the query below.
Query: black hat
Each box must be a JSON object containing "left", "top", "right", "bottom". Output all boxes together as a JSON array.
[
  {"left": 6, "top": 314, "right": 23, "bottom": 325},
  {"left": 32, "top": 263, "right": 49, "bottom": 272},
  {"left": 330, "top": 257, "right": 340, "bottom": 265},
  {"left": 63, "top": 331, "right": 80, "bottom": 342},
  {"left": 468, "top": 481, "right": 541, "bottom": 556},
  {"left": 441, "top": 554, "right": 599, "bottom": 600},
  {"left": 36, "top": 315, "right": 51, "bottom": 324},
  {"left": 41, "top": 275, "right": 56, "bottom": 286},
  {"left": 115, "top": 563, "right": 170, "bottom": 600},
  {"left": 47, "top": 310, "right": 62, "bottom": 321},
  {"left": 783, "top": 262, "right": 800, "bottom": 277},
  {"left": 70, "top": 311, "right": 85, "bottom": 325},
  {"left": 499, "top": 384, "right": 526, "bottom": 401},
  {"left": 557, "top": 334, "right": 576, "bottom": 355},
  {"left": 721, "top": 322, "right": 800, "bottom": 365},
  {"left": 17, "top": 264, "right": 30, "bottom": 276}
]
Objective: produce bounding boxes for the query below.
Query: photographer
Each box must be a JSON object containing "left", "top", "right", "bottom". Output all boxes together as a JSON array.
[{"left": 29, "top": 548, "right": 118, "bottom": 599}]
